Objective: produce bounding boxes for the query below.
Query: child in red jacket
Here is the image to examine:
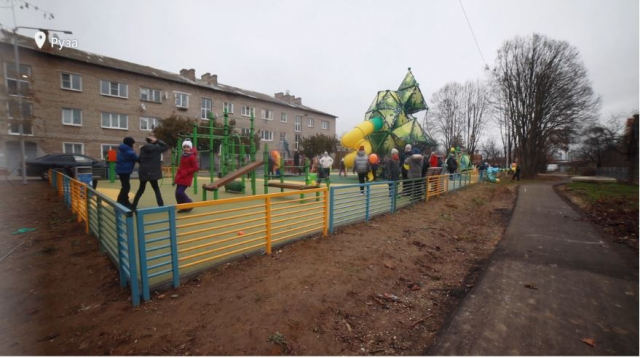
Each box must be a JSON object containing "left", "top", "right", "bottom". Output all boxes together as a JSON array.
[{"left": 173, "top": 140, "right": 199, "bottom": 212}]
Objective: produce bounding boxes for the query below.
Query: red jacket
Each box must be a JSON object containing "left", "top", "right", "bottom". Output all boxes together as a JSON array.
[
  {"left": 430, "top": 153, "right": 438, "bottom": 168},
  {"left": 175, "top": 150, "right": 199, "bottom": 186}
]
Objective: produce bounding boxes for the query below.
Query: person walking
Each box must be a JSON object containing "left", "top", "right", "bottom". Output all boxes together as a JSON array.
[
  {"left": 131, "top": 135, "right": 168, "bottom": 211},
  {"left": 115, "top": 136, "right": 138, "bottom": 209},
  {"left": 339, "top": 158, "right": 347, "bottom": 177},
  {"left": 446, "top": 153, "right": 458, "bottom": 176},
  {"left": 293, "top": 150, "right": 301, "bottom": 175},
  {"left": 174, "top": 140, "right": 199, "bottom": 213},
  {"left": 405, "top": 148, "right": 425, "bottom": 201},
  {"left": 353, "top": 146, "right": 371, "bottom": 194},
  {"left": 370, "top": 153, "right": 380, "bottom": 181},
  {"left": 385, "top": 148, "right": 401, "bottom": 197},
  {"left": 318, "top": 151, "right": 334, "bottom": 185},
  {"left": 512, "top": 162, "right": 521, "bottom": 181}
]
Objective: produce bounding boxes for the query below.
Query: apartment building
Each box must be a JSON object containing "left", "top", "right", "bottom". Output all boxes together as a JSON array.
[{"left": 0, "top": 30, "right": 337, "bottom": 173}]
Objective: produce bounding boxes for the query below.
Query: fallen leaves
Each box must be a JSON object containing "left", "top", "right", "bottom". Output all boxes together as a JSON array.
[{"left": 580, "top": 338, "right": 596, "bottom": 347}]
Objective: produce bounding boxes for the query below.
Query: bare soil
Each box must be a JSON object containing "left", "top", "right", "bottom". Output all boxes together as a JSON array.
[{"left": 0, "top": 180, "right": 515, "bottom": 355}]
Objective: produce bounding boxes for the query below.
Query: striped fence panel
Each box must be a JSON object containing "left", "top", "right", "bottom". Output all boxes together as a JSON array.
[{"left": 135, "top": 187, "right": 328, "bottom": 302}]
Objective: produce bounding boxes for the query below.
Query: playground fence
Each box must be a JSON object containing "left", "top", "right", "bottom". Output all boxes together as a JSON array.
[
  {"left": 49, "top": 170, "right": 140, "bottom": 306},
  {"left": 134, "top": 187, "right": 328, "bottom": 301},
  {"left": 46, "top": 168, "right": 477, "bottom": 306}
]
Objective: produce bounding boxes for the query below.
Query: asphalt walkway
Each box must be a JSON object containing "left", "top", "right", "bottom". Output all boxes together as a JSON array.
[{"left": 428, "top": 181, "right": 639, "bottom": 355}]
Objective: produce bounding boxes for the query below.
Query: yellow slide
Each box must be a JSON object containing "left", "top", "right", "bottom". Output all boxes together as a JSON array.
[{"left": 341, "top": 117, "right": 384, "bottom": 168}]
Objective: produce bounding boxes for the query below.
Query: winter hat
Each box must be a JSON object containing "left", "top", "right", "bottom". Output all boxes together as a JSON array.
[
  {"left": 391, "top": 148, "right": 399, "bottom": 155},
  {"left": 412, "top": 148, "right": 420, "bottom": 155},
  {"left": 405, "top": 144, "right": 412, "bottom": 151},
  {"left": 182, "top": 140, "right": 193, "bottom": 149},
  {"left": 323, "top": 151, "right": 328, "bottom": 156},
  {"left": 359, "top": 146, "right": 365, "bottom": 151},
  {"left": 123, "top": 137, "right": 135, "bottom": 147}
]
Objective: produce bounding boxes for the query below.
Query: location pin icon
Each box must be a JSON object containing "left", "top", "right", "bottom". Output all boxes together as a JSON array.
[{"left": 34, "top": 31, "right": 46, "bottom": 49}]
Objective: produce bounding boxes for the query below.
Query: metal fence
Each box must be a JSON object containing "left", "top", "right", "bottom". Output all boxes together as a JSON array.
[
  {"left": 47, "top": 168, "right": 477, "bottom": 306},
  {"left": 596, "top": 167, "right": 629, "bottom": 181}
]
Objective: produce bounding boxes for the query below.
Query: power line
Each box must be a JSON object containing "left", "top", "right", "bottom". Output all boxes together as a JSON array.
[
  {"left": 458, "top": 0, "right": 488, "bottom": 70},
  {"left": 13, "top": 0, "right": 55, "bottom": 20}
]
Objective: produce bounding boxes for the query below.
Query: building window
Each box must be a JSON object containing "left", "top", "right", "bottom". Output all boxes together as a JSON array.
[
  {"left": 295, "top": 116, "right": 302, "bottom": 132},
  {"left": 280, "top": 132, "right": 286, "bottom": 142},
  {"left": 281, "top": 112, "right": 288, "bottom": 123},
  {"left": 62, "top": 108, "right": 82, "bottom": 126},
  {"left": 140, "top": 116, "right": 161, "bottom": 131},
  {"left": 295, "top": 134, "right": 302, "bottom": 150},
  {"left": 241, "top": 105, "right": 255, "bottom": 117},
  {"left": 7, "top": 101, "right": 33, "bottom": 135},
  {"left": 5, "top": 62, "right": 31, "bottom": 97},
  {"left": 100, "top": 144, "right": 119, "bottom": 160},
  {"left": 322, "top": 120, "right": 329, "bottom": 130},
  {"left": 223, "top": 102, "right": 234, "bottom": 114},
  {"left": 61, "top": 73, "right": 82, "bottom": 91},
  {"left": 201, "top": 98, "right": 212, "bottom": 119},
  {"left": 101, "top": 112, "right": 128, "bottom": 129},
  {"left": 241, "top": 128, "right": 251, "bottom": 136},
  {"left": 100, "top": 80, "right": 128, "bottom": 98},
  {"left": 63, "top": 142, "right": 84, "bottom": 154},
  {"left": 308, "top": 118, "right": 314, "bottom": 127},
  {"left": 175, "top": 92, "right": 189, "bottom": 108},
  {"left": 140, "top": 87, "right": 162, "bottom": 103},
  {"left": 261, "top": 109, "right": 274, "bottom": 120},
  {"left": 260, "top": 130, "right": 274, "bottom": 141}
]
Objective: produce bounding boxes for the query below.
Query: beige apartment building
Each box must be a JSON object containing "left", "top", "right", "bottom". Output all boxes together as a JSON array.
[{"left": 0, "top": 30, "right": 337, "bottom": 173}]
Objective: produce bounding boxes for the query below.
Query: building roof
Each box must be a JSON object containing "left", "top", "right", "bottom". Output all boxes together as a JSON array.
[{"left": 0, "top": 30, "right": 337, "bottom": 118}]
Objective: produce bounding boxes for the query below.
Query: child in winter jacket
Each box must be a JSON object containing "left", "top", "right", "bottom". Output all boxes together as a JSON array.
[
  {"left": 353, "top": 146, "right": 371, "bottom": 194},
  {"left": 116, "top": 136, "right": 138, "bottom": 208},
  {"left": 174, "top": 140, "right": 199, "bottom": 212}
]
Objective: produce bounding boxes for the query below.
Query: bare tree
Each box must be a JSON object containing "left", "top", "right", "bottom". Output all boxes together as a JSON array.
[
  {"left": 481, "top": 138, "right": 503, "bottom": 164},
  {"left": 575, "top": 115, "right": 626, "bottom": 167},
  {"left": 461, "top": 79, "right": 491, "bottom": 156},
  {"left": 428, "top": 82, "right": 464, "bottom": 151},
  {"left": 492, "top": 33, "right": 599, "bottom": 178}
]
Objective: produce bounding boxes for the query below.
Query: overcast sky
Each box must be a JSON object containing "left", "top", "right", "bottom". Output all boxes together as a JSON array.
[{"left": 1, "top": 0, "right": 638, "bottom": 142}]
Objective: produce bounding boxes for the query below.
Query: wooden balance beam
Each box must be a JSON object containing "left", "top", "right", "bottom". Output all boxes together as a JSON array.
[
  {"left": 267, "top": 183, "right": 320, "bottom": 190},
  {"left": 203, "top": 160, "right": 264, "bottom": 191}
]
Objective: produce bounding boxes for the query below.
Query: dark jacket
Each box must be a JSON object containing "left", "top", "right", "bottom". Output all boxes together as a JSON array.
[
  {"left": 116, "top": 143, "right": 138, "bottom": 175},
  {"left": 175, "top": 150, "right": 199, "bottom": 186},
  {"left": 421, "top": 156, "right": 430, "bottom": 177},
  {"left": 446, "top": 156, "right": 458, "bottom": 172},
  {"left": 385, "top": 156, "right": 400, "bottom": 181},
  {"left": 137, "top": 139, "right": 168, "bottom": 181},
  {"left": 353, "top": 151, "right": 370, "bottom": 174},
  {"left": 293, "top": 152, "right": 300, "bottom": 166}
]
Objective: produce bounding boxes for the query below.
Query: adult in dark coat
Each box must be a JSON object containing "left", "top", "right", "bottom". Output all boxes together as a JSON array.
[
  {"left": 293, "top": 150, "right": 301, "bottom": 175},
  {"left": 116, "top": 136, "right": 138, "bottom": 208},
  {"left": 131, "top": 136, "right": 169, "bottom": 210}
]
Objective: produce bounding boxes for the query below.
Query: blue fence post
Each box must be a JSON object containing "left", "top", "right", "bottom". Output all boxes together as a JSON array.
[
  {"left": 168, "top": 207, "right": 180, "bottom": 289},
  {"left": 126, "top": 214, "right": 140, "bottom": 306},
  {"left": 96, "top": 197, "right": 105, "bottom": 253},
  {"left": 51, "top": 170, "right": 57, "bottom": 188},
  {"left": 116, "top": 211, "right": 127, "bottom": 288},
  {"left": 63, "top": 176, "right": 71, "bottom": 207},
  {"left": 329, "top": 187, "right": 335, "bottom": 233},
  {"left": 136, "top": 210, "right": 151, "bottom": 302},
  {"left": 365, "top": 184, "right": 371, "bottom": 222},
  {"left": 391, "top": 181, "right": 397, "bottom": 214}
]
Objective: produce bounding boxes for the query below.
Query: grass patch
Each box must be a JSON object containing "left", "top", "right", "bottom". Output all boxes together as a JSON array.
[{"left": 567, "top": 182, "right": 638, "bottom": 209}]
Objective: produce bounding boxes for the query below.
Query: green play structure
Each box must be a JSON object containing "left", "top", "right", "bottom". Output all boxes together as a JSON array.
[{"left": 172, "top": 111, "right": 259, "bottom": 200}]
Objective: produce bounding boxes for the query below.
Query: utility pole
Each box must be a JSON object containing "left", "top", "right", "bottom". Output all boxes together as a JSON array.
[{"left": 9, "top": 0, "right": 72, "bottom": 184}]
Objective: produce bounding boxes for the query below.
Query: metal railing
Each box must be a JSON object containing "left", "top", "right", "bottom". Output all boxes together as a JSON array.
[{"left": 135, "top": 187, "right": 328, "bottom": 301}]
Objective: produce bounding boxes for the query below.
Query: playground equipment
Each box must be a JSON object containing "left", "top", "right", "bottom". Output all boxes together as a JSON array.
[
  {"left": 263, "top": 144, "right": 319, "bottom": 193},
  {"left": 341, "top": 68, "right": 436, "bottom": 172},
  {"left": 171, "top": 111, "right": 260, "bottom": 200},
  {"left": 486, "top": 167, "right": 500, "bottom": 183}
]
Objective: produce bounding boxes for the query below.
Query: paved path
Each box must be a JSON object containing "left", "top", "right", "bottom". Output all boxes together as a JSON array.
[{"left": 428, "top": 182, "right": 639, "bottom": 355}]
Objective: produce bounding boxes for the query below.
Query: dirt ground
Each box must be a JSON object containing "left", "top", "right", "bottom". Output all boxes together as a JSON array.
[{"left": 0, "top": 179, "right": 516, "bottom": 355}]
